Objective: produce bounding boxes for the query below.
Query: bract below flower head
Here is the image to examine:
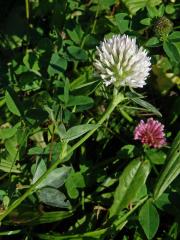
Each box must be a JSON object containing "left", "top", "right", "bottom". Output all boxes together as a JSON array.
[
  {"left": 94, "top": 34, "right": 151, "bottom": 88},
  {"left": 134, "top": 118, "right": 166, "bottom": 148}
]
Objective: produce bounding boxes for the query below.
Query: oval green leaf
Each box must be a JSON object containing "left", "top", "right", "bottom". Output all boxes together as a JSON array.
[
  {"left": 63, "top": 124, "right": 98, "bottom": 141},
  {"left": 67, "top": 46, "right": 88, "bottom": 61},
  {"left": 38, "top": 188, "right": 70, "bottom": 208},
  {"left": 139, "top": 200, "right": 160, "bottom": 239},
  {"left": 109, "top": 159, "right": 151, "bottom": 218},
  {"left": 5, "top": 89, "right": 22, "bottom": 116}
]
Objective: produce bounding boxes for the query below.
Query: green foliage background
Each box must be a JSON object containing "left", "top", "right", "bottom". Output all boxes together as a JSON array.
[{"left": 0, "top": 0, "right": 180, "bottom": 239}]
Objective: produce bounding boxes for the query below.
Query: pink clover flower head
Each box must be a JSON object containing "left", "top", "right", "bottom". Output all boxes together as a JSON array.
[{"left": 134, "top": 118, "right": 166, "bottom": 148}]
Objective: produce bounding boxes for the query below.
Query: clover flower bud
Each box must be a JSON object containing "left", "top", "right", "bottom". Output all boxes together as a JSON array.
[{"left": 154, "top": 16, "right": 173, "bottom": 41}]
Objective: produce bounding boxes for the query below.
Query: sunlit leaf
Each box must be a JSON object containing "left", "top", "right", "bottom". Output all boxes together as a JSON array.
[
  {"left": 122, "top": 0, "right": 162, "bottom": 15},
  {"left": 5, "top": 89, "right": 23, "bottom": 116},
  {"left": 109, "top": 159, "right": 151, "bottom": 218}
]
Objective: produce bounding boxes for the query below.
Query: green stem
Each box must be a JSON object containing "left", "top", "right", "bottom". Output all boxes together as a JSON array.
[
  {"left": 119, "top": 109, "right": 133, "bottom": 123},
  {"left": 152, "top": 163, "right": 159, "bottom": 176},
  {"left": 0, "top": 93, "right": 124, "bottom": 222},
  {"left": 106, "top": 196, "right": 148, "bottom": 239},
  {"left": 25, "top": 0, "right": 29, "bottom": 20},
  {"left": 113, "top": 195, "right": 148, "bottom": 228},
  {"left": 91, "top": 0, "right": 100, "bottom": 34}
]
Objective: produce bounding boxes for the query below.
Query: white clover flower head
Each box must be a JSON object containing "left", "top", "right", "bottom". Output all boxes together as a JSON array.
[{"left": 94, "top": 34, "right": 151, "bottom": 88}]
